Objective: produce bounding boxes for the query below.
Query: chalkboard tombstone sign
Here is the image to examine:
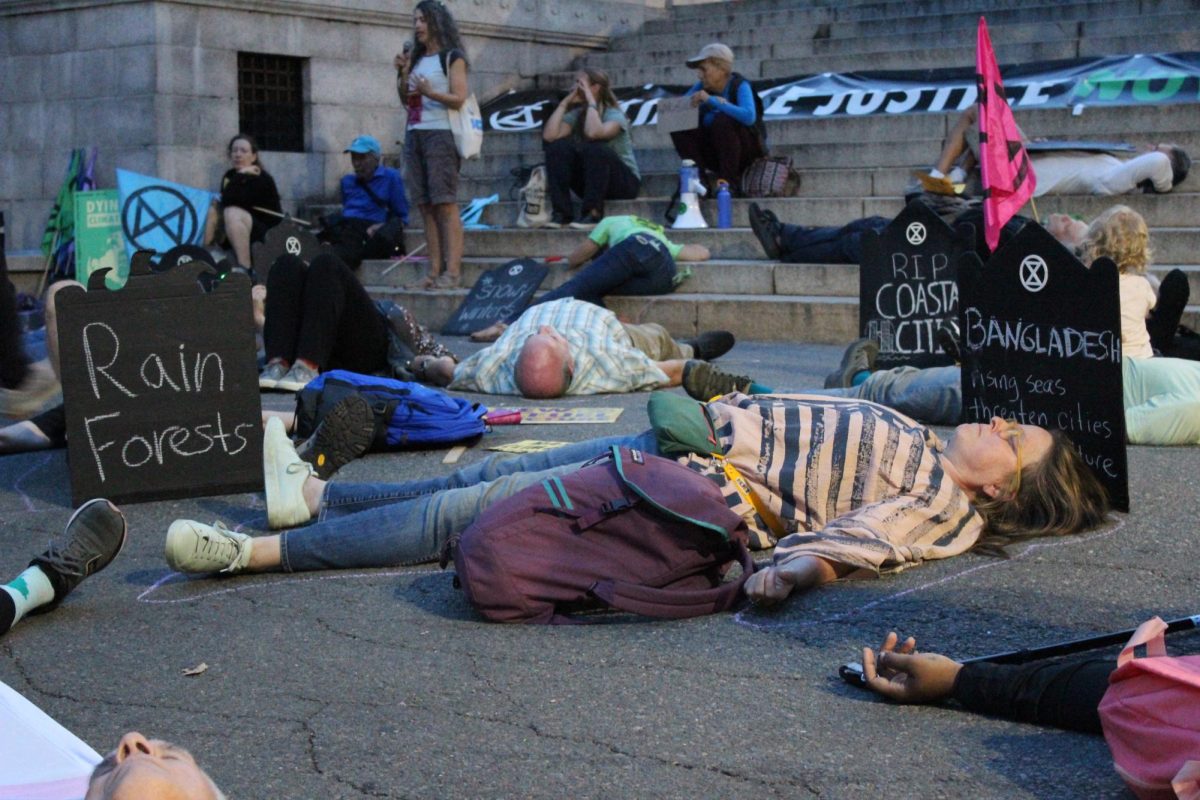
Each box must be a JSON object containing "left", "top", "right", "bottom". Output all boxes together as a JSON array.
[
  {"left": 859, "top": 200, "right": 970, "bottom": 370},
  {"left": 958, "top": 223, "right": 1128, "bottom": 510},
  {"left": 442, "top": 257, "right": 549, "bottom": 335},
  {"left": 251, "top": 217, "right": 326, "bottom": 284},
  {"left": 56, "top": 250, "right": 264, "bottom": 505}
]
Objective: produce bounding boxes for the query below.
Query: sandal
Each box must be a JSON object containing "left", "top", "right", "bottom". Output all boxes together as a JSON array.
[{"left": 434, "top": 273, "right": 463, "bottom": 290}]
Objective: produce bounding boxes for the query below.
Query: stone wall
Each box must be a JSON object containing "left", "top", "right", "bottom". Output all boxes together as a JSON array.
[{"left": 0, "top": 0, "right": 666, "bottom": 250}]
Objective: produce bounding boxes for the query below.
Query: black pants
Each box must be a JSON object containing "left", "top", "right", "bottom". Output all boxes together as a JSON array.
[
  {"left": 323, "top": 217, "right": 404, "bottom": 270},
  {"left": 264, "top": 254, "right": 389, "bottom": 373},
  {"left": 543, "top": 138, "right": 641, "bottom": 221},
  {"left": 670, "top": 114, "right": 765, "bottom": 191},
  {"left": 1148, "top": 268, "right": 1193, "bottom": 358}
]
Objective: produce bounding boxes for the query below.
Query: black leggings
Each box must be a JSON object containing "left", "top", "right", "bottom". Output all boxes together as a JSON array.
[{"left": 263, "top": 254, "right": 389, "bottom": 374}]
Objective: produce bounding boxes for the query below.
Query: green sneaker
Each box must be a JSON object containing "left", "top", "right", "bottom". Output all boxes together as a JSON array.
[
  {"left": 823, "top": 338, "right": 879, "bottom": 388},
  {"left": 164, "top": 520, "right": 252, "bottom": 574}
]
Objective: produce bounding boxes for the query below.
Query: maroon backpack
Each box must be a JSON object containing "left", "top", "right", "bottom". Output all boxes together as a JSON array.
[{"left": 440, "top": 445, "right": 754, "bottom": 624}]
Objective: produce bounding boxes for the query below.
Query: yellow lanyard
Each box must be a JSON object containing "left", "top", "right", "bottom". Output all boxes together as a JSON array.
[{"left": 711, "top": 454, "right": 785, "bottom": 538}]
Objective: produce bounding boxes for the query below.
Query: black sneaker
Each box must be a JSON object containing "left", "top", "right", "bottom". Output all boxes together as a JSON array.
[
  {"left": 748, "top": 202, "right": 783, "bottom": 260},
  {"left": 682, "top": 330, "right": 737, "bottom": 361},
  {"left": 936, "top": 319, "right": 961, "bottom": 362},
  {"left": 296, "top": 394, "right": 377, "bottom": 480},
  {"left": 682, "top": 360, "right": 752, "bottom": 401},
  {"left": 30, "top": 499, "right": 127, "bottom": 606}
]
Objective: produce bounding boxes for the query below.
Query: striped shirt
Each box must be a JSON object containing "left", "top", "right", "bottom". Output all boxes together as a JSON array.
[
  {"left": 681, "top": 393, "right": 982, "bottom": 574},
  {"left": 449, "top": 298, "right": 670, "bottom": 395}
]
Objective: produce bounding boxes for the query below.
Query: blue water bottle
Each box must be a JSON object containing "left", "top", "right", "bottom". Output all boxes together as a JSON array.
[{"left": 716, "top": 180, "right": 732, "bottom": 229}]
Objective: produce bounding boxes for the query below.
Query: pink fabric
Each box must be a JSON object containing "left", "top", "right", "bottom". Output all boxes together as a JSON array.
[
  {"left": 975, "top": 17, "right": 1037, "bottom": 251},
  {"left": 1099, "top": 617, "right": 1200, "bottom": 800},
  {"left": 0, "top": 775, "right": 90, "bottom": 800}
]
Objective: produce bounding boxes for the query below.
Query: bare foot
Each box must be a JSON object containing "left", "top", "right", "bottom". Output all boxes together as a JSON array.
[{"left": 469, "top": 321, "right": 507, "bottom": 343}]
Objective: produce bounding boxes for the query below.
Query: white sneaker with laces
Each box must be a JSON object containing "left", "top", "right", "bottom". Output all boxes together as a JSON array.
[
  {"left": 274, "top": 362, "right": 318, "bottom": 393},
  {"left": 164, "top": 520, "right": 252, "bottom": 574},
  {"left": 264, "top": 416, "right": 314, "bottom": 530}
]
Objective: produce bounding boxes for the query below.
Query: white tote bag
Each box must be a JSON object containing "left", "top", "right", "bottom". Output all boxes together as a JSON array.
[{"left": 449, "top": 94, "right": 483, "bottom": 160}]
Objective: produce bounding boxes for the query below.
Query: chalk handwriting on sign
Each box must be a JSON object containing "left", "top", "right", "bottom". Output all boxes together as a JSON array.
[
  {"left": 958, "top": 223, "right": 1128, "bottom": 510},
  {"left": 859, "top": 201, "right": 970, "bottom": 370},
  {"left": 442, "top": 258, "right": 549, "bottom": 335},
  {"left": 56, "top": 252, "right": 264, "bottom": 504}
]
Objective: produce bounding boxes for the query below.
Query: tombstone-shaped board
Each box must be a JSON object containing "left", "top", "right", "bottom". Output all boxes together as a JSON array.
[
  {"left": 958, "top": 223, "right": 1128, "bottom": 510},
  {"left": 251, "top": 218, "right": 327, "bottom": 283},
  {"left": 859, "top": 200, "right": 970, "bottom": 370},
  {"left": 56, "top": 251, "right": 264, "bottom": 505},
  {"left": 442, "top": 258, "right": 549, "bottom": 335}
]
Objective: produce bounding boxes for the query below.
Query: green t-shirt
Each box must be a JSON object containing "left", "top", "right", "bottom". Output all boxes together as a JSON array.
[
  {"left": 561, "top": 106, "right": 641, "bottom": 180},
  {"left": 588, "top": 215, "right": 682, "bottom": 259}
]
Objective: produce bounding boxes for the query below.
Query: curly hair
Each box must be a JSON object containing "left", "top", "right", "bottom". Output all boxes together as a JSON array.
[
  {"left": 410, "top": 0, "right": 468, "bottom": 66},
  {"left": 972, "top": 429, "right": 1110, "bottom": 556},
  {"left": 1080, "top": 205, "right": 1151, "bottom": 275}
]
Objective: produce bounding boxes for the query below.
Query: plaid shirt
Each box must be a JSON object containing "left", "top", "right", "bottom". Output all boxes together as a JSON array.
[
  {"left": 681, "top": 393, "right": 982, "bottom": 573},
  {"left": 450, "top": 298, "right": 669, "bottom": 395}
]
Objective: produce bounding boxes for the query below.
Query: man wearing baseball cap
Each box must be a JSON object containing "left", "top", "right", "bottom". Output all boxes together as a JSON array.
[
  {"left": 319, "top": 134, "right": 409, "bottom": 269},
  {"left": 670, "top": 42, "right": 766, "bottom": 193}
]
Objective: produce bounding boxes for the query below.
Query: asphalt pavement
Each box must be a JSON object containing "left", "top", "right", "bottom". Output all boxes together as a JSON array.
[{"left": 2, "top": 340, "right": 1198, "bottom": 798}]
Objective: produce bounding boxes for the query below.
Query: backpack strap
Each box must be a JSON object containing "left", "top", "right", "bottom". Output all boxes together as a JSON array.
[{"left": 590, "top": 541, "right": 754, "bottom": 619}]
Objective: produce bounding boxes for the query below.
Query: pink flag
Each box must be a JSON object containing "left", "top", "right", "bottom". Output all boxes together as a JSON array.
[{"left": 976, "top": 16, "right": 1036, "bottom": 251}]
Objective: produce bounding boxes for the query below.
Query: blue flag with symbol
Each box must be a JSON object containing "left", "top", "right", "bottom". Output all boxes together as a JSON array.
[{"left": 116, "top": 169, "right": 215, "bottom": 258}]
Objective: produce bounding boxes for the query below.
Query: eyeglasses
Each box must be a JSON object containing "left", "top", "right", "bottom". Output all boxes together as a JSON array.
[{"left": 998, "top": 419, "right": 1025, "bottom": 497}]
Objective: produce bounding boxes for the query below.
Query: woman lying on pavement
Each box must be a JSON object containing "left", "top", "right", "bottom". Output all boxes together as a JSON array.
[{"left": 163, "top": 393, "right": 1109, "bottom": 607}]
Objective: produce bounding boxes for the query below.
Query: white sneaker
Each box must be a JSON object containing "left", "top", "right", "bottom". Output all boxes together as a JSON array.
[
  {"left": 274, "top": 362, "right": 318, "bottom": 393},
  {"left": 264, "top": 416, "right": 314, "bottom": 530},
  {"left": 165, "top": 520, "right": 252, "bottom": 574}
]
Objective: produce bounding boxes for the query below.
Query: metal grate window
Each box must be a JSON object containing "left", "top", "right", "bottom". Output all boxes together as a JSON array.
[{"left": 237, "top": 52, "right": 306, "bottom": 153}]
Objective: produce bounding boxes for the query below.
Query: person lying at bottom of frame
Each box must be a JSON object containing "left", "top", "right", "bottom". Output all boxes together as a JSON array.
[
  {"left": 855, "top": 623, "right": 1199, "bottom": 797},
  {"left": 162, "top": 393, "right": 1109, "bottom": 607}
]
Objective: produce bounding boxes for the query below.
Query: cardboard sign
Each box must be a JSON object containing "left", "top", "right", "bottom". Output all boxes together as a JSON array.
[
  {"left": 442, "top": 258, "right": 548, "bottom": 335},
  {"left": 958, "top": 223, "right": 1128, "bottom": 510},
  {"left": 56, "top": 252, "right": 264, "bottom": 505},
  {"left": 73, "top": 189, "right": 130, "bottom": 290},
  {"left": 251, "top": 218, "right": 326, "bottom": 282},
  {"left": 859, "top": 201, "right": 970, "bottom": 370},
  {"left": 158, "top": 244, "right": 216, "bottom": 271}
]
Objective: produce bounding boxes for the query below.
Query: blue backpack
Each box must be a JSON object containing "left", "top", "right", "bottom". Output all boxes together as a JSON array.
[{"left": 294, "top": 370, "right": 487, "bottom": 450}]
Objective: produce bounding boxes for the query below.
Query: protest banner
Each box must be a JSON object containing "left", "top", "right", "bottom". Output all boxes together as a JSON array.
[
  {"left": 958, "top": 223, "right": 1128, "bottom": 510},
  {"left": 482, "top": 52, "right": 1200, "bottom": 132},
  {"left": 859, "top": 201, "right": 970, "bottom": 370},
  {"left": 73, "top": 189, "right": 129, "bottom": 290},
  {"left": 442, "top": 258, "right": 548, "bottom": 335},
  {"left": 56, "top": 252, "right": 263, "bottom": 505}
]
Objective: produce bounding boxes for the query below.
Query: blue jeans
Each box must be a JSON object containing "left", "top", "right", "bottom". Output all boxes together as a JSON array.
[
  {"left": 809, "top": 366, "right": 962, "bottom": 425},
  {"left": 779, "top": 216, "right": 889, "bottom": 264},
  {"left": 511, "top": 236, "right": 676, "bottom": 321},
  {"left": 279, "top": 430, "right": 659, "bottom": 571}
]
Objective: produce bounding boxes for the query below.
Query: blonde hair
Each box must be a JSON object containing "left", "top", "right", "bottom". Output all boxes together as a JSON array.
[{"left": 1081, "top": 205, "right": 1151, "bottom": 275}]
